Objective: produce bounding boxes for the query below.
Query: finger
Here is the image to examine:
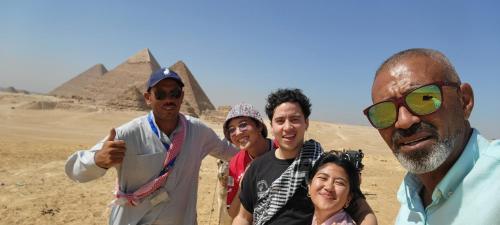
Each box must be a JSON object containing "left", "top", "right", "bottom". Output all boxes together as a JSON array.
[
  {"left": 109, "top": 150, "right": 126, "bottom": 157},
  {"left": 106, "top": 128, "right": 116, "bottom": 141},
  {"left": 109, "top": 140, "right": 126, "bottom": 148},
  {"left": 110, "top": 154, "right": 125, "bottom": 161},
  {"left": 108, "top": 146, "right": 126, "bottom": 154},
  {"left": 109, "top": 157, "right": 124, "bottom": 164}
]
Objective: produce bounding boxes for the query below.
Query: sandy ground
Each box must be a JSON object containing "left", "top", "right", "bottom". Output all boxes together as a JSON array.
[{"left": 0, "top": 93, "right": 405, "bottom": 225}]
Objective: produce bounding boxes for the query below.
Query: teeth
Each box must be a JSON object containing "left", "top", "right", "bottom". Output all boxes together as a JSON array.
[{"left": 238, "top": 137, "right": 249, "bottom": 144}]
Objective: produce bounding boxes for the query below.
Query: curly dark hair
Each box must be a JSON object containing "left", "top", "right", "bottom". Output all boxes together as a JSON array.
[
  {"left": 265, "top": 88, "right": 312, "bottom": 121},
  {"left": 307, "top": 152, "right": 364, "bottom": 201}
]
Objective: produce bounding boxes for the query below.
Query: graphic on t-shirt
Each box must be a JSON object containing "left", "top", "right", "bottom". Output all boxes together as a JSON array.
[{"left": 256, "top": 180, "right": 269, "bottom": 199}]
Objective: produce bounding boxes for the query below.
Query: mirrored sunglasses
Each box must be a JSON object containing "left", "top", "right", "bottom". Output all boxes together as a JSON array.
[{"left": 363, "top": 81, "right": 459, "bottom": 129}]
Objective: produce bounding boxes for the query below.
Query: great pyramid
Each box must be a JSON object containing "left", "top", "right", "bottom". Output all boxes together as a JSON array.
[
  {"left": 99, "top": 48, "right": 161, "bottom": 109},
  {"left": 49, "top": 48, "right": 215, "bottom": 116}
]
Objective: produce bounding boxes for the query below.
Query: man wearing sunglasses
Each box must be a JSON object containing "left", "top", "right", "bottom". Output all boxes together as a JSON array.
[
  {"left": 365, "top": 48, "right": 500, "bottom": 224},
  {"left": 65, "top": 67, "right": 238, "bottom": 225}
]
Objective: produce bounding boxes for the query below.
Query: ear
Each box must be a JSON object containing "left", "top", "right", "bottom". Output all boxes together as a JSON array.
[
  {"left": 459, "top": 83, "right": 474, "bottom": 119},
  {"left": 144, "top": 91, "right": 152, "bottom": 106},
  {"left": 305, "top": 118, "right": 309, "bottom": 130}
]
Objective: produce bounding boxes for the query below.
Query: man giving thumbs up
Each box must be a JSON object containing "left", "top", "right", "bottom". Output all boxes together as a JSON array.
[{"left": 65, "top": 68, "right": 238, "bottom": 225}]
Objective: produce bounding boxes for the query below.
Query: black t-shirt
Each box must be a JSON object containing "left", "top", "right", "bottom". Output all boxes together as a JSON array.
[{"left": 239, "top": 150, "right": 314, "bottom": 225}]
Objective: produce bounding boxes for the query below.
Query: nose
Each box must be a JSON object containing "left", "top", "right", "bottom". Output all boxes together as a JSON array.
[
  {"left": 323, "top": 181, "right": 336, "bottom": 195},
  {"left": 283, "top": 120, "right": 294, "bottom": 131},
  {"left": 394, "top": 106, "right": 420, "bottom": 130},
  {"left": 324, "top": 181, "right": 334, "bottom": 190}
]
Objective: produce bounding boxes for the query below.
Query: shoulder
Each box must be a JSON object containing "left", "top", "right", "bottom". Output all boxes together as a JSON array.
[
  {"left": 184, "top": 115, "right": 203, "bottom": 125},
  {"left": 251, "top": 150, "right": 275, "bottom": 165},
  {"left": 184, "top": 115, "right": 212, "bottom": 131},
  {"left": 230, "top": 151, "right": 247, "bottom": 166},
  {"left": 115, "top": 114, "right": 148, "bottom": 137},
  {"left": 475, "top": 131, "right": 500, "bottom": 161},
  {"left": 245, "top": 151, "right": 275, "bottom": 175}
]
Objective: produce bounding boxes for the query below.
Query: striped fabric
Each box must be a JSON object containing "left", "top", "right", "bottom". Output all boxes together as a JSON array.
[
  {"left": 112, "top": 114, "right": 187, "bottom": 206},
  {"left": 253, "top": 139, "right": 323, "bottom": 225}
]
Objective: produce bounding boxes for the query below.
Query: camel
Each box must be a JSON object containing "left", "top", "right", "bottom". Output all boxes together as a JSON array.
[{"left": 216, "top": 160, "right": 232, "bottom": 225}]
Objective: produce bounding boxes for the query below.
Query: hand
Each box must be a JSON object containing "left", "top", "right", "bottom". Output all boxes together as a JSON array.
[{"left": 94, "top": 128, "right": 126, "bottom": 169}]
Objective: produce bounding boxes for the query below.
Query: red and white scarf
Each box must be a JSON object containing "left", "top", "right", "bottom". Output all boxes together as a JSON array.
[{"left": 111, "top": 113, "right": 187, "bottom": 206}]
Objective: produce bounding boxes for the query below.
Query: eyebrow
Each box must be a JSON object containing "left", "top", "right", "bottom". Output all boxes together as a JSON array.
[
  {"left": 316, "top": 172, "right": 348, "bottom": 181},
  {"left": 228, "top": 119, "right": 250, "bottom": 127}
]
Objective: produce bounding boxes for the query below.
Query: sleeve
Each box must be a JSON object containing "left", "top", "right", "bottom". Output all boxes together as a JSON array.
[
  {"left": 239, "top": 162, "right": 256, "bottom": 213},
  {"left": 64, "top": 137, "right": 109, "bottom": 183},
  {"left": 226, "top": 157, "right": 238, "bottom": 206},
  {"left": 198, "top": 121, "right": 239, "bottom": 161}
]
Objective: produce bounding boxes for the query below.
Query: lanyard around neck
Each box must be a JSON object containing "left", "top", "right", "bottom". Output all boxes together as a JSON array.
[{"left": 147, "top": 112, "right": 178, "bottom": 175}]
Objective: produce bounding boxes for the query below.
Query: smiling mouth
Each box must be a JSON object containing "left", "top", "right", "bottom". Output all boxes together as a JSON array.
[
  {"left": 283, "top": 134, "right": 296, "bottom": 140},
  {"left": 162, "top": 104, "right": 177, "bottom": 110},
  {"left": 401, "top": 136, "right": 433, "bottom": 146},
  {"left": 319, "top": 192, "right": 336, "bottom": 199},
  {"left": 238, "top": 137, "right": 249, "bottom": 145}
]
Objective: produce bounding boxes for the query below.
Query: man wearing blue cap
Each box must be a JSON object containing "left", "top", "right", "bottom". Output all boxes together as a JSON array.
[{"left": 65, "top": 67, "right": 238, "bottom": 225}]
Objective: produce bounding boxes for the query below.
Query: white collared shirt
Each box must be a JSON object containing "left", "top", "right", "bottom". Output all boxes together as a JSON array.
[{"left": 65, "top": 113, "right": 238, "bottom": 225}]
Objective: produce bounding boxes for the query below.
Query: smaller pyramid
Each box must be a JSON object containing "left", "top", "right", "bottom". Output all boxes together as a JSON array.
[
  {"left": 169, "top": 61, "right": 215, "bottom": 116},
  {"left": 4, "top": 86, "right": 18, "bottom": 93},
  {"left": 50, "top": 64, "right": 107, "bottom": 99}
]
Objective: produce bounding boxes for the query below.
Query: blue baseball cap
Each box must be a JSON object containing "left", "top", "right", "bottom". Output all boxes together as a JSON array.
[{"left": 147, "top": 68, "right": 184, "bottom": 91}]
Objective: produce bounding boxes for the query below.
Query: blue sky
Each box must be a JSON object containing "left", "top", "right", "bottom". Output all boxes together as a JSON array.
[{"left": 1, "top": 1, "right": 499, "bottom": 138}]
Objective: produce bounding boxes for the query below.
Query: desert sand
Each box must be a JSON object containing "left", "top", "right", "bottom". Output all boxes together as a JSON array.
[{"left": 0, "top": 92, "right": 405, "bottom": 225}]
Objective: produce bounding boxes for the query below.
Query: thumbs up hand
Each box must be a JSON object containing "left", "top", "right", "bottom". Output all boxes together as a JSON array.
[{"left": 95, "top": 128, "right": 126, "bottom": 169}]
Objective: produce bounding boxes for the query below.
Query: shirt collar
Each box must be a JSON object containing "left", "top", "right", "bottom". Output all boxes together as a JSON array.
[
  {"left": 149, "top": 111, "right": 182, "bottom": 141},
  {"left": 435, "top": 128, "right": 479, "bottom": 200},
  {"left": 398, "top": 129, "right": 480, "bottom": 205}
]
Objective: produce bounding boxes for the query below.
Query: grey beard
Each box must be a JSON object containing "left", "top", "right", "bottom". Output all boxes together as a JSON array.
[{"left": 394, "top": 133, "right": 459, "bottom": 174}]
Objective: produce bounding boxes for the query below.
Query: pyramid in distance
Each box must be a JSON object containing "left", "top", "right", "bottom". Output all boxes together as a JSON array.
[
  {"left": 50, "top": 64, "right": 108, "bottom": 99},
  {"left": 50, "top": 48, "right": 215, "bottom": 116}
]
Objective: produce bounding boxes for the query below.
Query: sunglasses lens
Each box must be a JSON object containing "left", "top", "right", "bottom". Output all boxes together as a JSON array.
[
  {"left": 154, "top": 88, "right": 182, "bottom": 100},
  {"left": 171, "top": 88, "right": 182, "bottom": 98},
  {"left": 367, "top": 101, "right": 396, "bottom": 129},
  {"left": 155, "top": 90, "right": 167, "bottom": 100},
  {"left": 405, "top": 84, "right": 442, "bottom": 115}
]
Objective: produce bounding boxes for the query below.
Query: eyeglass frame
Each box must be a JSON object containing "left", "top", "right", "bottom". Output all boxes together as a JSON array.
[
  {"left": 363, "top": 80, "right": 460, "bottom": 129},
  {"left": 227, "top": 121, "right": 251, "bottom": 137},
  {"left": 151, "top": 87, "right": 183, "bottom": 100}
]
